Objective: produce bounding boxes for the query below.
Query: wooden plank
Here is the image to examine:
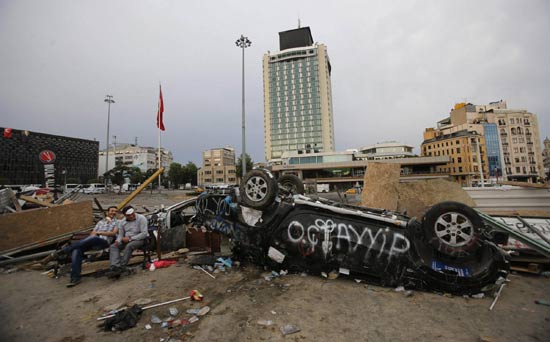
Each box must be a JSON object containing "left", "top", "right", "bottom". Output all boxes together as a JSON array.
[
  {"left": 19, "top": 195, "right": 56, "bottom": 208},
  {"left": 0, "top": 201, "right": 93, "bottom": 253},
  {"left": 497, "top": 180, "right": 550, "bottom": 189},
  {"left": 80, "top": 256, "right": 144, "bottom": 275}
]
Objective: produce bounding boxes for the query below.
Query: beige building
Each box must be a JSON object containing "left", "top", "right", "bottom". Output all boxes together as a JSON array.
[
  {"left": 98, "top": 144, "right": 173, "bottom": 176},
  {"left": 422, "top": 100, "right": 544, "bottom": 184},
  {"left": 197, "top": 147, "right": 237, "bottom": 186},
  {"left": 263, "top": 27, "right": 335, "bottom": 163},
  {"left": 422, "top": 130, "right": 488, "bottom": 186}
]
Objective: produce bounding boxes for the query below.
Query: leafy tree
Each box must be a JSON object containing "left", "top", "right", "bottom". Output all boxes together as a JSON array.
[
  {"left": 236, "top": 153, "right": 253, "bottom": 178},
  {"left": 182, "top": 161, "right": 198, "bottom": 185},
  {"left": 168, "top": 162, "right": 183, "bottom": 187}
]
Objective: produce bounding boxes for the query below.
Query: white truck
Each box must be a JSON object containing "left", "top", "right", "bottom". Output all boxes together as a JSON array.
[{"left": 316, "top": 183, "right": 330, "bottom": 193}]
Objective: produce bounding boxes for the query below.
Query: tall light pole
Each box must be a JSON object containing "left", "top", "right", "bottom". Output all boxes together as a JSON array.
[
  {"left": 235, "top": 34, "right": 251, "bottom": 179},
  {"left": 104, "top": 95, "right": 115, "bottom": 186}
]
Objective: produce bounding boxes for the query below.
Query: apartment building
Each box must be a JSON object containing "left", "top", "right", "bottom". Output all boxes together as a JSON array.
[
  {"left": 98, "top": 144, "right": 173, "bottom": 176},
  {"left": 421, "top": 100, "right": 544, "bottom": 184},
  {"left": 197, "top": 147, "right": 237, "bottom": 186}
]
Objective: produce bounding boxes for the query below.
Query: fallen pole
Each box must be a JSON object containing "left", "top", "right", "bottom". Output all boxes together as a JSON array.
[
  {"left": 117, "top": 167, "right": 164, "bottom": 211},
  {"left": 97, "top": 295, "right": 191, "bottom": 321},
  {"left": 194, "top": 265, "right": 216, "bottom": 279},
  {"left": 0, "top": 250, "right": 54, "bottom": 267},
  {"left": 489, "top": 283, "right": 506, "bottom": 311}
]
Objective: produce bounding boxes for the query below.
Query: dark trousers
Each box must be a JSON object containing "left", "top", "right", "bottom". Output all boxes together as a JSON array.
[{"left": 62, "top": 236, "right": 109, "bottom": 281}]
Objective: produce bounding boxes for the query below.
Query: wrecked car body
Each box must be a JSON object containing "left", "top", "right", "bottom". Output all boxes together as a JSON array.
[{"left": 192, "top": 169, "right": 509, "bottom": 295}]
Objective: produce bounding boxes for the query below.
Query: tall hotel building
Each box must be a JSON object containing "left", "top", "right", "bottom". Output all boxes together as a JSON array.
[{"left": 263, "top": 27, "right": 335, "bottom": 163}]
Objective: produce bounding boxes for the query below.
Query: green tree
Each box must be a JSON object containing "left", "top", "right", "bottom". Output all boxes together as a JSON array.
[
  {"left": 182, "top": 161, "right": 198, "bottom": 185},
  {"left": 168, "top": 162, "right": 183, "bottom": 187},
  {"left": 236, "top": 153, "right": 253, "bottom": 178}
]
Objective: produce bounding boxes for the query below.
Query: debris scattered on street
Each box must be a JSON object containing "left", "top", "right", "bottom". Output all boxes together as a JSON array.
[
  {"left": 280, "top": 324, "right": 301, "bottom": 335},
  {"left": 534, "top": 299, "right": 550, "bottom": 306},
  {"left": 257, "top": 319, "right": 274, "bottom": 326}
]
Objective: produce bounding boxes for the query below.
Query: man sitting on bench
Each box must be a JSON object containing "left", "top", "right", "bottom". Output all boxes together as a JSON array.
[
  {"left": 108, "top": 206, "right": 148, "bottom": 276},
  {"left": 43, "top": 206, "right": 119, "bottom": 287}
]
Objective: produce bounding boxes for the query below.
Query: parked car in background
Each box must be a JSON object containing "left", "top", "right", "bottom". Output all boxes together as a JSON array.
[{"left": 83, "top": 183, "right": 106, "bottom": 194}]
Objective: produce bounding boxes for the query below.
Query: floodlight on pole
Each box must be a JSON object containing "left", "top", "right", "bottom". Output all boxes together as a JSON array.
[
  {"left": 104, "top": 95, "right": 115, "bottom": 186},
  {"left": 235, "top": 34, "right": 251, "bottom": 178}
]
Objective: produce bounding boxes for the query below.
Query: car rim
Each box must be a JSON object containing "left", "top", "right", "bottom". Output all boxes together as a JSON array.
[
  {"left": 281, "top": 181, "right": 296, "bottom": 193},
  {"left": 245, "top": 176, "right": 268, "bottom": 202},
  {"left": 434, "top": 212, "right": 474, "bottom": 247}
]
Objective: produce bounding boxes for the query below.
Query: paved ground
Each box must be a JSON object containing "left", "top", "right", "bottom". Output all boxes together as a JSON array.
[{"left": 0, "top": 190, "right": 549, "bottom": 341}]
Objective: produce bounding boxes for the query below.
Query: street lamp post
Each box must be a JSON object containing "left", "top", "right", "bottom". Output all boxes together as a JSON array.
[
  {"left": 235, "top": 34, "right": 251, "bottom": 179},
  {"left": 104, "top": 95, "right": 115, "bottom": 186}
]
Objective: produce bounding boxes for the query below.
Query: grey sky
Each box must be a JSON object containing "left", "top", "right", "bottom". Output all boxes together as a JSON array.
[{"left": 1, "top": 0, "right": 549, "bottom": 166}]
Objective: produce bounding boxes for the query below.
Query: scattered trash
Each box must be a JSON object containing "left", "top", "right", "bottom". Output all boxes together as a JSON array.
[
  {"left": 355, "top": 279, "right": 362, "bottom": 283},
  {"left": 149, "top": 280, "right": 156, "bottom": 289},
  {"left": 188, "top": 316, "right": 199, "bottom": 323},
  {"left": 148, "top": 260, "right": 177, "bottom": 269},
  {"left": 394, "top": 286, "right": 405, "bottom": 292},
  {"left": 193, "top": 265, "right": 216, "bottom": 279},
  {"left": 186, "top": 308, "right": 200, "bottom": 315},
  {"left": 534, "top": 299, "right": 550, "bottom": 306},
  {"left": 151, "top": 315, "right": 162, "bottom": 324},
  {"left": 404, "top": 290, "right": 414, "bottom": 297},
  {"left": 321, "top": 272, "right": 328, "bottom": 278},
  {"left": 541, "top": 271, "right": 550, "bottom": 277},
  {"left": 197, "top": 306, "right": 210, "bottom": 316},
  {"left": 271, "top": 310, "right": 277, "bottom": 315},
  {"left": 145, "top": 324, "right": 152, "bottom": 330},
  {"left": 328, "top": 270, "right": 339, "bottom": 280},
  {"left": 279, "top": 269, "right": 288, "bottom": 276},
  {"left": 217, "top": 257, "right": 232, "bottom": 268},
  {"left": 169, "top": 307, "right": 179, "bottom": 316},
  {"left": 280, "top": 324, "right": 301, "bottom": 335},
  {"left": 190, "top": 290, "right": 204, "bottom": 301},
  {"left": 472, "top": 293, "right": 485, "bottom": 299},
  {"left": 268, "top": 246, "right": 285, "bottom": 264},
  {"left": 257, "top": 319, "right": 274, "bottom": 326},
  {"left": 339, "top": 267, "right": 350, "bottom": 275},
  {"left": 149, "top": 263, "right": 156, "bottom": 272}
]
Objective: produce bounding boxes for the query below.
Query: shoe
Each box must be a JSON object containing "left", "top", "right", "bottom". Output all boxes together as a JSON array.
[
  {"left": 106, "top": 266, "right": 122, "bottom": 279},
  {"left": 66, "top": 278, "right": 81, "bottom": 287}
]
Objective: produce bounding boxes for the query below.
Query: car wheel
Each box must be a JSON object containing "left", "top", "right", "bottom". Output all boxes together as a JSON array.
[
  {"left": 239, "top": 169, "right": 278, "bottom": 209},
  {"left": 278, "top": 175, "right": 304, "bottom": 195},
  {"left": 422, "top": 201, "right": 482, "bottom": 257}
]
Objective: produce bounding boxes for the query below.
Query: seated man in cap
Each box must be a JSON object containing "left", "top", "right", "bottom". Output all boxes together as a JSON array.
[{"left": 108, "top": 205, "right": 148, "bottom": 274}]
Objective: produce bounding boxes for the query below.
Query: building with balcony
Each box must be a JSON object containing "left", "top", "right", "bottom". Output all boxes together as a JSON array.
[
  {"left": 356, "top": 141, "right": 415, "bottom": 160},
  {"left": 197, "top": 147, "right": 237, "bottom": 186},
  {"left": 422, "top": 100, "right": 544, "bottom": 184},
  {"left": 98, "top": 144, "right": 173, "bottom": 176},
  {"left": 263, "top": 27, "right": 335, "bottom": 163}
]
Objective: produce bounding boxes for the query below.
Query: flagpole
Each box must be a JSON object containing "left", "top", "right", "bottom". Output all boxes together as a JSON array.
[
  {"left": 158, "top": 127, "right": 161, "bottom": 193},
  {"left": 158, "top": 84, "right": 162, "bottom": 193}
]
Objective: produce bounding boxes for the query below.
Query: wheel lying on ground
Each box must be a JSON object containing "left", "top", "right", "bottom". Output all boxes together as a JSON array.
[
  {"left": 422, "top": 201, "right": 483, "bottom": 257},
  {"left": 278, "top": 174, "right": 305, "bottom": 195},
  {"left": 239, "top": 169, "right": 278, "bottom": 209}
]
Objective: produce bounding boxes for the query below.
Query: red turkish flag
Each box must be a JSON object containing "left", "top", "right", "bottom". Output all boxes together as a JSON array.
[{"left": 157, "top": 85, "right": 165, "bottom": 131}]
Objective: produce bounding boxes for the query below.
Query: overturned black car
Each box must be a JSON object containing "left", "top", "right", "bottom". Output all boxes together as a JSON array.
[{"left": 191, "top": 169, "right": 509, "bottom": 295}]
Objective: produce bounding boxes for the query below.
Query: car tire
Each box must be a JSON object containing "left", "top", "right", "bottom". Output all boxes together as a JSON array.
[
  {"left": 278, "top": 175, "right": 305, "bottom": 195},
  {"left": 239, "top": 169, "right": 278, "bottom": 209},
  {"left": 422, "top": 201, "right": 482, "bottom": 257}
]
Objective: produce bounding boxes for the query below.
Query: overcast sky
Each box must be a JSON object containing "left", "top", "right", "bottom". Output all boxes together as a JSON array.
[{"left": 1, "top": 0, "right": 549, "bottom": 166}]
